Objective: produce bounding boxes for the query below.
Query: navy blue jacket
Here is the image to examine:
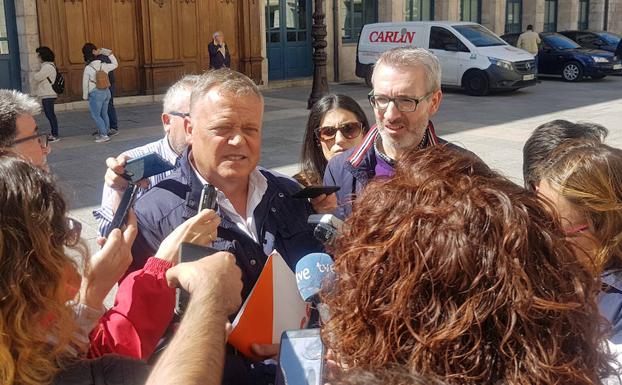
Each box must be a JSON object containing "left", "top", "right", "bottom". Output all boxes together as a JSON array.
[
  {"left": 324, "top": 122, "right": 477, "bottom": 219},
  {"left": 599, "top": 270, "right": 622, "bottom": 343},
  {"left": 131, "top": 149, "right": 324, "bottom": 385}
]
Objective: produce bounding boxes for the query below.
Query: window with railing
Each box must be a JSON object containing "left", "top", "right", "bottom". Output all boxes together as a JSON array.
[
  {"left": 460, "top": 0, "right": 481, "bottom": 23},
  {"left": 543, "top": 0, "right": 558, "bottom": 32},
  {"left": 578, "top": 0, "right": 589, "bottom": 30},
  {"left": 504, "top": 0, "right": 522, "bottom": 34},
  {"left": 404, "top": 0, "right": 434, "bottom": 21},
  {"left": 342, "top": 0, "right": 378, "bottom": 43}
]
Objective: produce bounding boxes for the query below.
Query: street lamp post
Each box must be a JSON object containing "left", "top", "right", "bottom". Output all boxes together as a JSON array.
[{"left": 307, "top": 0, "right": 329, "bottom": 109}]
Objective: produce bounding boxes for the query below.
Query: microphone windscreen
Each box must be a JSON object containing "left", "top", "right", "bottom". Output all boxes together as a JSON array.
[{"left": 295, "top": 253, "right": 335, "bottom": 302}]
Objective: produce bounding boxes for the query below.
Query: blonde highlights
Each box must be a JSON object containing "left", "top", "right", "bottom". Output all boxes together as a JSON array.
[{"left": 0, "top": 152, "right": 84, "bottom": 385}]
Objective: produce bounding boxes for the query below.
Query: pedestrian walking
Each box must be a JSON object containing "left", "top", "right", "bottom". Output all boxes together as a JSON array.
[
  {"left": 82, "top": 43, "right": 118, "bottom": 143},
  {"left": 33, "top": 46, "right": 60, "bottom": 142}
]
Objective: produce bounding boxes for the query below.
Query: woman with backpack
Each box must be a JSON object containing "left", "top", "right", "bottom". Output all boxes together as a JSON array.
[
  {"left": 81, "top": 43, "right": 118, "bottom": 143},
  {"left": 34, "top": 46, "right": 61, "bottom": 142}
]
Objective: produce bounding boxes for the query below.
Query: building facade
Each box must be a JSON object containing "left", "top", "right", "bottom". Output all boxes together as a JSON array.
[{"left": 1, "top": 0, "right": 621, "bottom": 100}]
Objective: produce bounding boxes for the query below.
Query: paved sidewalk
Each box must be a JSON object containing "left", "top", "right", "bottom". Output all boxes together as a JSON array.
[{"left": 42, "top": 77, "right": 622, "bottom": 246}]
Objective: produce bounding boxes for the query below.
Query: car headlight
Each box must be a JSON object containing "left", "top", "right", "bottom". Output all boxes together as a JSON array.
[
  {"left": 592, "top": 56, "right": 609, "bottom": 63},
  {"left": 488, "top": 57, "right": 514, "bottom": 71}
]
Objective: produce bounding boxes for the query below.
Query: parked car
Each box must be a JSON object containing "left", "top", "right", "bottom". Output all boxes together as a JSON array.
[
  {"left": 558, "top": 30, "right": 621, "bottom": 54},
  {"left": 357, "top": 21, "right": 536, "bottom": 96},
  {"left": 501, "top": 32, "right": 622, "bottom": 81}
]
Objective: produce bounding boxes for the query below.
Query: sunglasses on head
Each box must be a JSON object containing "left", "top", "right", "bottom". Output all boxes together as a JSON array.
[
  {"left": 315, "top": 121, "right": 363, "bottom": 142},
  {"left": 65, "top": 217, "right": 82, "bottom": 247}
]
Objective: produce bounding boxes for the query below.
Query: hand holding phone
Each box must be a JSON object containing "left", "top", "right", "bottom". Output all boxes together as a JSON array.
[
  {"left": 276, "top": 329, "right": 324, "bottom": 385},
  {"left": 175, "top": 243, "right": 220, "bottom": 316},
  {"left": 292, "top": 186, "right": 340, "bottom": 200}
]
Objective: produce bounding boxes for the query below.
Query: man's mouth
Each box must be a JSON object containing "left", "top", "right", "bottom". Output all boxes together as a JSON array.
[{"left": 223, "top": 155, "right": 247, "bottom": 161}]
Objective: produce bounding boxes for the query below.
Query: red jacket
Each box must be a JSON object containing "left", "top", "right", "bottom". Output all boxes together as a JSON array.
[{"left": 88, "top": 257, "right": 175, "bottom": 359}]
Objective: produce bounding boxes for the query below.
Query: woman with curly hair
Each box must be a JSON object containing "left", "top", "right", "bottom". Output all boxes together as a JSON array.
[
  {"left": 322, "top": 146, "right": 616, "bottom": 385},
  {"left": 536, "top": 140, "right": 622, "bottom": 343},
  {"left": 0, "top": 151, "right": 225, "bottom": 385}
]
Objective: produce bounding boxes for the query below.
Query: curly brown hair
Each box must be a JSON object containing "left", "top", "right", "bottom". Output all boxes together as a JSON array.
[
  {"left": 322, "top": 146, "right": 615, "bottom": 385},
  {"left": 0, "top": 151, "right": 85, "bottom": 385}
]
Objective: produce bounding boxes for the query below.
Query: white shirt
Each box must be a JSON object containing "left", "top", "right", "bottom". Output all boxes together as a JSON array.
[
  {"left": 82, "top": 52, "right": 118, "bottom": 100},
  {"left": 191, "top": 161, "right": 268, "bottom": 243}
]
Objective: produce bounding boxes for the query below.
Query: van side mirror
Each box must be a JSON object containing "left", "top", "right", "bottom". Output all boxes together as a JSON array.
[{"left": 444, "top": 43, "right": 459, "bottom": 52}]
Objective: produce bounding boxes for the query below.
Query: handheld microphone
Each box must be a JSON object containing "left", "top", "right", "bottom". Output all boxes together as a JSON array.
[
  {"left": 296, "top": 253, "right": 335, "bottom": 325},
  {"left": 295, "top": 252, "right": 335, "bottom": 302},
  {"left": 307, "top": 214, "right": 343, "bottom": 246}
]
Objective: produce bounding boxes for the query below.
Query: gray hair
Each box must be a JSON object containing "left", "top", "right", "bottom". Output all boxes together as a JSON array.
[
  {"left": 190, "top": 69, "right": 262, "bottom": 114},
  {"left": 162, "top": 75, "right": 200, "bottom": 113},
  {"left": 372, "top": 48, "right": 442, "bottom": 92},
  {"left": 213, "top": 31, "right": 223, "bottom": 39},
  {"left": 0, "top": 89, "right": 41, "bottom": 147}
]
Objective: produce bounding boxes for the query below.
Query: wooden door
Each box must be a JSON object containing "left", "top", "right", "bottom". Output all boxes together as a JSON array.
[{"left": 37, "top": 0, "right": 142, "bottom": 101}]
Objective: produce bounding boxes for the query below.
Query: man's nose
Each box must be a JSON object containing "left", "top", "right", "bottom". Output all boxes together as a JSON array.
[
  {"left": 383, "top": 100, "right": 402, "bottom": 121},
  {"left": 228, "top": 133, "right": 244, "bottom": 146}
]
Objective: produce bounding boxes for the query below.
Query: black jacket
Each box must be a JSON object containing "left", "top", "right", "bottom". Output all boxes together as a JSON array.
[
  {"left": 52, "top": 356, "right": 149, "bottom": 385},
  {"left": 208, "top": 41, "right": 231, "bottom": 69}
]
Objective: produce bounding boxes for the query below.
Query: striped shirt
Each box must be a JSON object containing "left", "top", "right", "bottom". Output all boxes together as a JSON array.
[{"left": 93, "top": 136, "right": 181, "bottom": 237}]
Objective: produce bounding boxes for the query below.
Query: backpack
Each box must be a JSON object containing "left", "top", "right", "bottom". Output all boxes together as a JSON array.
[
  {"left": 46, "top": 63, "right": 65, "bottom": 94},
  {"left": 90, "top": 62, "right": 111, "bottom": 90}
]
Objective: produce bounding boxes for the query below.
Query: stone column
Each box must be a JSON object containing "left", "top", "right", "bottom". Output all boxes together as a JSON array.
[
  {"left": 435, "top": 0, "right": 460, "bottom": 21},
  {"left": 481, "top": 0, "right": 506, "bottom": 35},
  {"left": 557, "top": 0, "right": 580, "bottom": 31},
  {"left": 607, "top": 0, "right": 622, "bottom": 33},
  {"left": 15, "top": 0, "right": 40, "bottom": 94},
  {"left": 523, "top": 0, "right": 545, "bottom": 33}
]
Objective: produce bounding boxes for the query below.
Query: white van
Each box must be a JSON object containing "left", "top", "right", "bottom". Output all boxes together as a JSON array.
[{"left": 357, "top": 21, "right": 537, "bottom": 95}]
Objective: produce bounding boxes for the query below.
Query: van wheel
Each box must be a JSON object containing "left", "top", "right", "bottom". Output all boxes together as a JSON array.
[
  {"left": 562, "top": 62, "right": 584, "bottom": 82},
  {"left": 463, "top": 70, "right": 490, "bottom": 96},
  {"left": 364, "top": 66, "right": 373, "bottom": 88}
]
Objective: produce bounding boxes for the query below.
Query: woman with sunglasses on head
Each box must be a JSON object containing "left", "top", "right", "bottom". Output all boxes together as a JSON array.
[
  {"left": 536, "top": 139, "right": 622, "bottom": 344},
  {"left": 0, "top": 151, "right": 223, "bottom": 385},
  {"left": 296, "top": 95, "right": 369, "bottom": 213}
]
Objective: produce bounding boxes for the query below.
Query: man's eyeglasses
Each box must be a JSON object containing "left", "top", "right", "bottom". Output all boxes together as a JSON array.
[
  {"left": 167, "top": 111, "right": 189, "bottom": 118},
  {"left": 13, "top": 132, "right": 49, "bottom": 148},
  {"left": 368, "top": 91, "right": 434, "bottom": 112},
  {"left": 315, "top": 121, "right": 363, "bottom": 142}
]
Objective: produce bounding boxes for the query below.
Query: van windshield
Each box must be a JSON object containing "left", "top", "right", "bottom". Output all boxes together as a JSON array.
[{"left": 453, "top": 24, "right": 506, "bottom": 47}]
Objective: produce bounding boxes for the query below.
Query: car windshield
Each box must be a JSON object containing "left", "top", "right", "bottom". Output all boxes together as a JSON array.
[
  {"left": 596, "top": 32, "right": 621, "bottom": 45},
  {"left": 544, "top": 34, "right": 581, "bottom": 50},
  {"left": 453, "top": 24, "right": 507, "bottom": 47}
]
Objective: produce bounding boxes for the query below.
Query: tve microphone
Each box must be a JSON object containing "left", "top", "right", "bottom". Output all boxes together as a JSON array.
[
  {"left": 295, "top": 252, "right": 335, "bottom": 302},
  {"left": 307, "top": 214, "right": 343, "bottom": 246}
]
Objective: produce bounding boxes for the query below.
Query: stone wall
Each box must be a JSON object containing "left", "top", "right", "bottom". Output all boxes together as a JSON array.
[{"left": 14, "top": 0, "right": 39, "bottom": 94}]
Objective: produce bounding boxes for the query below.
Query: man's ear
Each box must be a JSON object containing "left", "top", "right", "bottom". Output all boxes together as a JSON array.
[
  {"left": 184, "top": 116, "right": 193, "bottom": 145},
  {"left": 162, "top": 113, "right": 170, "bottom": 132},
  {"left": 428, "top": 89, "right": 443, "bottom": 116}
]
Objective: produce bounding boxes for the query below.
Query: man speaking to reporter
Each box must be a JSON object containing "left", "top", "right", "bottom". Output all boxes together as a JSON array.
[{"left": 129, "top": 68, "right": 324, "bottom": 385}]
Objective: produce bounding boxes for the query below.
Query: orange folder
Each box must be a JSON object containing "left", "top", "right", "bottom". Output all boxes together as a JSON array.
[{"left": 228, "top": 251, "right": 309, "bottom": 358}]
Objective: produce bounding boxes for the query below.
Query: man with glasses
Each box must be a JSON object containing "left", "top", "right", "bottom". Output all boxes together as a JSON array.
[
  {"left": 94, "top": 75, "right": 198, "bottom": 236},
  {"left": 324, "top": 48, "right": 476, "bottom": 219},
  {"left": 0, "top": 89, "right": 51, "bottom": 170}
]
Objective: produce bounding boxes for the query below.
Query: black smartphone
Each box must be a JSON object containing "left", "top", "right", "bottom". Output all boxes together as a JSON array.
[
  {"left": 174, "top": 242, "right": 220, "bottom": 317},
  {"left": 275, "top": 329, "right": 324, "bottom": 385},
  {"left": 199, "top": 184, "right": 218, "bottom": 211},
  {"left": 105, "top": 184, "right": 139, "bottom": 238},
  {"left": 292, "top": 185, "right": 340, "bottom": 199},
  {"left": 123, "top": 152, "right": 175, "bottom": 183}
]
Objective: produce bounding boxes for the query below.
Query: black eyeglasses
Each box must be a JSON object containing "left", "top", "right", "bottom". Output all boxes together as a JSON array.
[
  {"left": 167, "top": 111, "right": 189, "bottom": 118},
  {"left": 368, "top": 91, "right": 434, "bottom": 112},
  {"left": 13, "top": 132, "right": 49, "bottom": 148},
  {"left": 315, "top": 121, "right": 363, "bottom": 142}
]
